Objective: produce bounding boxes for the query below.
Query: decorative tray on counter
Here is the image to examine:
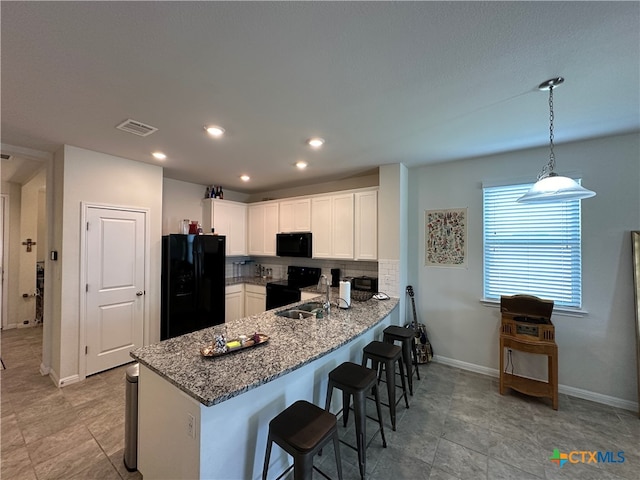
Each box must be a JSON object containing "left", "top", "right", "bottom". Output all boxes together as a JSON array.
[{"left": 200, "top": 333, "right": 269, "bottom": 357}]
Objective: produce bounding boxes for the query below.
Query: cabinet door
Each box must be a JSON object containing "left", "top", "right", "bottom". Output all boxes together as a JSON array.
[
  {"left": 248, "top": 203, "right": 278, "bottom": 256},
  {"left": 225, "top": 285, "right": 244, "bottom": 322},
  {"left": 248, "top": 204, "right": 265, "bottom": 255},
  {"left": 263, "top": 203, "right": 279, "bottom": 256},
  {"left": 279, "top": 199, "right": 310, "bottom": 232},
  {"left": 354, "top": 191, "right": 377, "bottom": 260},
  {"left": 331, "top": 193, "right": 354, "bottom": 259},
  {"left": 311, "top": 196, "right": 332, "bottom": 258},
  {"left": 244, "top": 285, "right": 266, "bottom": 316},
  {"left": 203, "top": 200, "right": 247, "bottom": 256}
]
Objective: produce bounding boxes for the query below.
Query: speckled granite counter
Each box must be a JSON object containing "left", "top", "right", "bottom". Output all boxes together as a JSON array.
[
  {"left": 131, "top": 296, "right": 398, "bottom": 407},
  {"left": 224, "top": 276, "right": 280, "bottom": 287}
]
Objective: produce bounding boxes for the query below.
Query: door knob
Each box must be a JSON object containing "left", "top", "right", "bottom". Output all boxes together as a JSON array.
[{"left": 136, "top": 291, "right": 144, "bottom": 296}]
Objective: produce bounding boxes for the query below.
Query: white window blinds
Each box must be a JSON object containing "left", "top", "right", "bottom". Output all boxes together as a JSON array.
[{"left": 483, "top": 182, "right": 582, "bottom": 308}]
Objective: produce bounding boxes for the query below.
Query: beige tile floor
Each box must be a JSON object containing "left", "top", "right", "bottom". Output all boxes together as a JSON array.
[{"left": 1, "top": 325, "right": 639, "bottom": 479}]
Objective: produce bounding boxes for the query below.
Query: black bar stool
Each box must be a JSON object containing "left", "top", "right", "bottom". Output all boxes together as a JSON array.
[
  {"left": 383, "top": 325, "right": 421, "bottom": 395},
  {"left": 262, "top": 400, "right": 343, "bottom": 480},
  {"left": 361, "top": 341, "right": 409, "bottom": 431},
  {"left": 325, "top": 362, "right": 387, "bottom": 479}
]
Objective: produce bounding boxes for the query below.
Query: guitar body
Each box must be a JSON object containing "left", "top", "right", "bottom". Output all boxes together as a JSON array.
[{"left": 406, "top": 286, "right": 433, "bottom": 363}]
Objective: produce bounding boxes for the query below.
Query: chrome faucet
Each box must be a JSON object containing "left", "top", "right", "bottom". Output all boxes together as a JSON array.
[{"left": 317, "top": 274, "right": 331, "bottom": 314}]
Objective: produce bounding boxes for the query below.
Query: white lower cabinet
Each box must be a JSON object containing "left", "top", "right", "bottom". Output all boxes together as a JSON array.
[
  {"left": 225, "top": 284, "right": 244, "bottom": 322},
  {"left": 244, "top": 284, "right": 266, "bottom": 316}
]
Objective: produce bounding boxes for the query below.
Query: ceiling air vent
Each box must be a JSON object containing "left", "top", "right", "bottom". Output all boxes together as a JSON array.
[
  {"left": 116, "top": 119, "right": 158, "bottom": 137},
  {"left": 0, "top": 153, "right": 12, "bottom": 160}
]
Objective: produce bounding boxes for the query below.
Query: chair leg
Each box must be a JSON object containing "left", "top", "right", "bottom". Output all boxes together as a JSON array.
[
  {"left": 384, "top": 360, "right": 397, "bottom": 431},
  {"left": 353, "top": 390, "right": 367, "bottom": 479},
  {"left": 342, "top": 391, "right": 351, "bottom": 427},
  {"left": 411, "top": 340, "right": 421, "bottom": 380},
  {"left": 333, "top": 431, "right": 343, "bottom": 480},
  {"left": 262, "top": 434, "right": 272, "bottom": 480},
  {"left": 398, "top": 357, "right": 409, "bottom": 409},
  {"left": 293, "top": 454, "right": 313, "bottom": 480},
  {"left": 402, "top": 340, "right": 414, "bottom": 395},
  {"left": 372, "top": 384, "right": 387, "bottom": 448}
]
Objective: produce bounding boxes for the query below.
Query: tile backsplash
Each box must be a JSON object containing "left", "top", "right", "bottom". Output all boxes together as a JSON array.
[{"left": 226, "top": 256, "right": 378, "bottom": 282}]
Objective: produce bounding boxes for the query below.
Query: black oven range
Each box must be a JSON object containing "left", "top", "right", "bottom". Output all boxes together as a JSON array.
[{"left": 266, "top": 266, "right": 321, "bottom": 310}]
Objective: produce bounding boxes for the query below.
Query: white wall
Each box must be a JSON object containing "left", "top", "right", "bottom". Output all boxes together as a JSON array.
[
  {"left": 50, "top": 145, "right": 163, "bottom": 384},
  {"left": 408, "top": 132, "right": 640, "bottom": 408}
]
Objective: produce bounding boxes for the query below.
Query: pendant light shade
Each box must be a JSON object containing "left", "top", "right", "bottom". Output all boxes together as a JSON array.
[{"left": 517, "top": 78, "right": 595, "bottom": 204}]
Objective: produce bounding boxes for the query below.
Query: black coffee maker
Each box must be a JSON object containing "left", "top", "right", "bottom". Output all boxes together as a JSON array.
[{"left": 331, "top": 268, "right": 341, "bottom": 287}]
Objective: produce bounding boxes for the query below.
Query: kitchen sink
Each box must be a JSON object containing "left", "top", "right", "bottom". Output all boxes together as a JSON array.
[
  {"left": 276, "top": 309, "right": 317, "bottom": 319},
  {"left": 296, "top": 302, "right": 325, "bottom": 312}
]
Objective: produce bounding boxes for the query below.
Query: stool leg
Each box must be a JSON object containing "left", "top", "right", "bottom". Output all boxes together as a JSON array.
[
  {"left": 333, "top": 431, "right": 343, "bottom": 480},
  {"left": 398, "top": 357, "right": 409, "bottom": 409},
  {"left": 372, "top": 384, "right": 387, "bottom": 448},
  {"left": 293, "top": 454, "right": 313, "bottom": 480},
  {"left": 401, "top": 340, "right": 413, "bottom": 395},
  {"left": 353, "top": 390, "right": 367, "bottom": 479},
  {"left": 262, "top": 434, "right": 272, "bottom": 480},
  {"left": 411, "top": 339, "right": 421, "bottom": 380},
  {"left": 342, "top": 391, "right": 351, "bottom": 427},
  {"left": 384, "top": 360, "right": 397, "bottom": 431}
]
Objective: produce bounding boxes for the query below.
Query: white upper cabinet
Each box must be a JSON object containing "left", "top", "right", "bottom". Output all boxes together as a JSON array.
[
  {"left": 354, "top": 190, "right": 377, "bottom": 260},
  {"left": 311, "top": 193, "right": 354, "bottom": 259},
  {"left": 279, "top": 198, "right": 311, "bottom": 232},
  {"left": 202, "top": 199, "right": 247, "bottom": 256},
  {"left": 248, "top": 202, "right": 279, "bottom": 256}
]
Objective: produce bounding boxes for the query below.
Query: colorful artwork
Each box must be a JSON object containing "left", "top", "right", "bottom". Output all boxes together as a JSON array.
[{"left": 425, "top": 208, "right": 467, "bottom": 267}]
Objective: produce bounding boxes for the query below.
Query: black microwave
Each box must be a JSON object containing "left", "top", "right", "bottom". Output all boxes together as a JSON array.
[{"left": 276, "top": 232, "right": 312, "bottom": 258}]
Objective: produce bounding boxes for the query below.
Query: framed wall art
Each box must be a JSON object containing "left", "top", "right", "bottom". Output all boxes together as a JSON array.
[{"left": 425, "top": 208, "right": 467, "bottom": 267}]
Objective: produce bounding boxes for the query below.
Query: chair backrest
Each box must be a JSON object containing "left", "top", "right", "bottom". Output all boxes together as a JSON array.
[{"left": 500, "top": 294, "right": 554, "bottom": 320}]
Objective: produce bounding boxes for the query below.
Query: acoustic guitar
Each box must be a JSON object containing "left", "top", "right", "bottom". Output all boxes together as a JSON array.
[{"left": 406, "top": 285, "right": 433, "bottom": 363}]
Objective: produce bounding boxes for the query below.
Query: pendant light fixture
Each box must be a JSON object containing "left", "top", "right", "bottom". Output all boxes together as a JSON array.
[{"left": 517, "top": 77, "right": 595, "bottom": 203}]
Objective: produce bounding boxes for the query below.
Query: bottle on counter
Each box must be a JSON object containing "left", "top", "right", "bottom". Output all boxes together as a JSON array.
[
  {"left": 204, "top": 186, "right": 210, "bottom": 199},
  {"left": 218, "top": 186, "right": 224, "bottom": 199}
]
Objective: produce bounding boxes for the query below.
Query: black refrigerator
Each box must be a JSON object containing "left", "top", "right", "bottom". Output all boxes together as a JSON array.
[{"left": 161, "top": 234, "right": 226, "bottom": 340}]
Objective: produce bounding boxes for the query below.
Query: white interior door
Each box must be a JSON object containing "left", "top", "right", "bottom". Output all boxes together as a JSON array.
[{"left": 85, "top": 206, "right": 145, "bottom": 375}]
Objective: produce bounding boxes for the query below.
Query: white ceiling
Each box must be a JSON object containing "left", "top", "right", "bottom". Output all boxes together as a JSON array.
[{"left": 1, "top": 2, "right": 638, "bottom": 193}]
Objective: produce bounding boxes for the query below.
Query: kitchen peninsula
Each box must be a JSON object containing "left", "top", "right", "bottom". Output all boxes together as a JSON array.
[{"left": 131, "top": 295, "right": 399, "bottom": 480}]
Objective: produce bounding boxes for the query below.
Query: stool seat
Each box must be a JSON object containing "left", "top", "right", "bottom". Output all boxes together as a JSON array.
[
  {"left": 383, "top": 325, "right": 421, "bottom": 395},
  {"left": 325, "top": 362, "right": 386, "bottom": 479},
  {"left": 362, "top": 341, "right": 409, "bottom": 431},
  {"left": 263, "top": 400, "right": 342, "bottom": 480}
]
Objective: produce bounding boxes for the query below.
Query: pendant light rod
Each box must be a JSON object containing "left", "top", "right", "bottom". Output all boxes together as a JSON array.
[
  {"left": 517, "top": 77, "right": 596, "bottom": 203},
  {"left": 536, "top": 77, "right": 563, "bottom": 180}
]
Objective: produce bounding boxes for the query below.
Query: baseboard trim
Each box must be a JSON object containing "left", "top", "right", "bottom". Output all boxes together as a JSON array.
[
  {"left": 433, "top": 355, "right": 639, "bottom": 413},
  {"left": 49, "top": 369, "right": 81, "bottom": 388}
]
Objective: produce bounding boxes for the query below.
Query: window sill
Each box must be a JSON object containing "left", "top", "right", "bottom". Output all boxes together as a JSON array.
[{"left": 480, "top": 298, "right": 588, "bottom": 317}]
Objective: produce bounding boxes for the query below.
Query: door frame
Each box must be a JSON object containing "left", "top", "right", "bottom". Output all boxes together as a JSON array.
[
  {"left": 0, "top": 194, "right": 7, "bottom": 329},
  {"left": 79, "top": 202, "right": 150, "bottom": 379}
]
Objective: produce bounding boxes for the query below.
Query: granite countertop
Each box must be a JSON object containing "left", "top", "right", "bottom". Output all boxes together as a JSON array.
[
  {"left": 130, "top": 296, "right": 399, "bottom": 407},
  {"left": 225, "top": 276, "right": 280, "bottom": 287}
]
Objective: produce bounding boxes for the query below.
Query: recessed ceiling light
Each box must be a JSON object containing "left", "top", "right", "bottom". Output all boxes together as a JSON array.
[
  {"left": 295, "top": 161, "right": 308, "bottom": 169},
  {"left": 205, "top": 125, "right": 225, "bottom": 137},
  {"left": 240, "top": 174, "right": 250, "bottom": 182},
  {"left": 152, "top": 152, "right": 166, "bottom": 160},
  {"left": 306, "top": 137, "right": 325, "bottom": 148}
]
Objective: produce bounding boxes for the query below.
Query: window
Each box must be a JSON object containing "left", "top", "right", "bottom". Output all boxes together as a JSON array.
[{"left": 483, "top": 182, "right": 583, "bottom": 308}]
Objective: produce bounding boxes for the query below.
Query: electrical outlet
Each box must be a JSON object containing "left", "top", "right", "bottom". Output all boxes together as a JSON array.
[{"left": 187, "top": 413, "right": 195, "bottom": 439}]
